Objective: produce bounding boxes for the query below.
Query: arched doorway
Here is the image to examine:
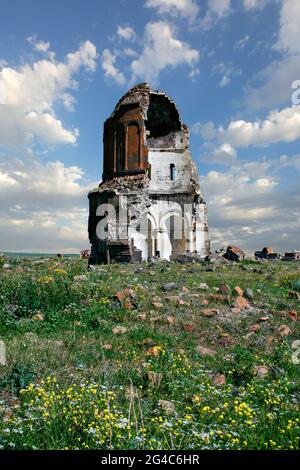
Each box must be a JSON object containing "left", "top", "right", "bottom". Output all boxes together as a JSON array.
[{"left": 161, "top": 211, "right": 188, "bottom": 260}]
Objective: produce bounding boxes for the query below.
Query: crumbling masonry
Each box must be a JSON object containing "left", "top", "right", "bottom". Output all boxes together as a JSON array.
[{"left": 88, "top": 83, "right": 210, "bottom": 264}]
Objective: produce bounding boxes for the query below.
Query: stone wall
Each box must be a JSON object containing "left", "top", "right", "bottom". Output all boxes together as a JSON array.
[{"left": 88, "top": 83, "right": 210, "bottom": 264}]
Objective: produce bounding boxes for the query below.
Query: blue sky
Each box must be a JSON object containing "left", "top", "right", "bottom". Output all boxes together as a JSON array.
[{"left": 0, "top": 0, "right": 299, "bottom": 253}]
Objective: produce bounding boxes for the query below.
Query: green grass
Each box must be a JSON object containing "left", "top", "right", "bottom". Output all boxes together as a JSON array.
[{"left": 0, "top": 257, "right": 299, "bottom": 450}]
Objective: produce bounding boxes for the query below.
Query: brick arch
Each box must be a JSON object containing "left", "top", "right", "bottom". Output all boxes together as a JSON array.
[
  {"left": 127, "top": 122, "right": 141, "bottom": 168},
  {"left": 115, "top": 123, "right": 125, "bottom": 173}
]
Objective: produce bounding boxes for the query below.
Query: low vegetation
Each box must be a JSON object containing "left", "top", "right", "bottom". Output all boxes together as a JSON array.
[{"left": 0, "top": 255, "right": 299, "bottom": 450}]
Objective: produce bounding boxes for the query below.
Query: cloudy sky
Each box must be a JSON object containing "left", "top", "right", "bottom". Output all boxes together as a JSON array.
[{"left": 0, "top": 0, "right": 299, "bottom": 253}]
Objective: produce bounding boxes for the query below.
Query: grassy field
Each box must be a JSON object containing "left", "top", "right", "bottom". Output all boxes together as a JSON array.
[{"left": 0, "top": 255, "right": 299, "bottom": 450}]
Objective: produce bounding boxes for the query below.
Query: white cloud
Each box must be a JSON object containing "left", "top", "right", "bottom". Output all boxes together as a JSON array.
[
  {"left": 123, "top": 48, "right": 138, "bottom": 58},
  {"left": 131, "top": 21, "right": 199, "bottom": 84},
  {"left": 275, "top": 0, "right": 300, "bottom": 55},
  {"left": 208, "top": 0, "right": 231, "bottom": 17},
  {"left": 218, "top": 104, "right": 300, "bottom": 147},
  {"left": 219, "top": 74, "right": 230, "bottom": 87},
  {"left": 24, "top": 112, "right": 79, "bottom": 146},
  {"left": 201, "top": 143, "right": 237, "bottom": 165},
  {"left": 201, "top": 0, "right": 231, "bottom": 29},
  {"left": 145, "top": 0, "right": 199, "bottom": 20},
  {"left": 234, "top": 35, "right": 250, "bottom": 50},
  {"left": 243, "top": 0, "right": 269, "bottom": 10},
  {"left": 189, "top": 68, "right": 200, "bottom": 80},
  {"left": 279, "top": 153, "right": 300, "bottom": 171},
  {"left": 201, "top": 156, "right": 300, "bottom": 252},
  {"left": 0, "top": 40, "right": 97, "bottom": 149},
  {"left": 246, "top": 54, "right": 300, "bottom": 110},
  {"left": 245, "top": 0, "right": 300, "bottom": 110},
  {"left": 101, "top": 49, "right": 126, "bottom": 85},
  {"left": 67, "top": 40, "right": 98, "bottom": 73},
  {"left": 117, "top": 25, "right": 137, "bottom": 41},
  {"left": 0, "top": 154, "right": 97, "bottom": 253},
  {"left": 27, "top": 36, "right": 50, "bottom": 53},
  {"left": 35, "top": 41, "right": 50, "bottom": 53},
  {"left": 212, "top": 62, "right": 241, "bottom": 88},
  {"left": 191, "top": 121, "right": 217, "bottom": 140}
]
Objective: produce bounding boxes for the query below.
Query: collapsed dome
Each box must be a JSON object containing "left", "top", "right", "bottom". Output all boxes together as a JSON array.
[
  {"left": 102, "top": 83, "right": 185, "bottom": 181},
  {"left": 146, "top": 93, "right": 181, "bottom": 139}
]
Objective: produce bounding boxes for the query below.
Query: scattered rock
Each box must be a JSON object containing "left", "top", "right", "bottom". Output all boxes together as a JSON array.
[
  {"left": 208, "top": 294, "right": 226, "bottom": 302},
  {"left": 137, "top": 313, "right": 147, "bottom": 321},
  {"left": 2, "top": 264, "right": 12, "bottom": 270},
  {"left": 259, "top": 316, "right": 270, "bottom": 322},
  {"left": 212, "top": 374, "right": 226, "bottom": 386},
  {"left": 219, "top": 334, "right": 233, "bottom": 347},
  {"left": 162, "top": 282, "right": 180, "bottom": 291},
  {"left": 32, "top": 312, "right": 44, "bottom": 321},
  {"left": 158, "top": 400, "right": 175, "bottom": 415},
  {"left": 219, "top": 284, "right": 231, "bottom": 295},
  {"left": 234, "top": 286, "right": 244, "bottom": 297},
  {"left": 245, "top": 332, "right": 255, "bottom": 340},
  {"left": 230, "top": 307, "right": 243, "bottom": 315},
  {"left": 103, "top": 344, "right": 112, "bottom": 350},
  {"left": 32, "top": 259, "right": 49, "bottom": 265},
  {"left": 114, "top": 289, "right": 136, "bottom": 310},
  {"left": 223, "top": 245, "right": 245, "bottom": 262},
  {"left": 196, "top": 345, "right": 215, "bottom": 356},
  {"left": 166, "top": 315, "right": 176, "bottom": 325},
  {"left": 244, "top": 288, "right": 254, "bottom": 300},
  {"left": 149, "top": 316, "right": 160, "bottom": 323},
  {"left": 207, "top": 294, "right": 229, "bottom": 302},
  {"left": 74, "top": 275, "right": 88, "bottom": 282},
  {"left": 288, "top": 311, "right": 298, "bottom": 321},
  {"left": 112, "top": 326, "right": 128, "bottom": 335},
  {"left": 250, "top": 324, "right": 260, "bottom": 333},
  {"left": 134, "top": 268, "right": 147, "bottom": 274},
  {"left": 146, "top": 346, "right": 160, "bottom": 358},
  {"left": 201, "top": 308, "right": 219, "bottom": 317},
  {"left": 151, "top": 301, "right": 163, "bottom": 309},
  {"left": 254, "top": 365, "right": 269, "bottom": 378},
  {"left": 183, "top": 323, "right": 196, "bottom": 332},
  {"left": 234, "top": 296, "right": 251, "bottom": 310},
  {"left": 88, "top": 265, "right": 107, "bottom": 274},
  {"left": 199, "top": 283, "right": 209, "bottom": 290},
  {"left": 142, "top": 338, "right": 155, "bottom": 346},
  {"left": 15, "top": 267, "right": 24, "bottom": 273},
  {"left": 277, "top": 324, "right": 292, "bottom": 337}
]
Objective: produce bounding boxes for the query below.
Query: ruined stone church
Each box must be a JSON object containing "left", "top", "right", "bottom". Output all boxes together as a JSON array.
[{"left": 88, "top": 83, "right": 209, "bottom": 264}]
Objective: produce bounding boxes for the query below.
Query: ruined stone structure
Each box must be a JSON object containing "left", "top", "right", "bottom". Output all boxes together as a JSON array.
[{"left": 88, "top": 83, "right": 209, "bottom": 264}]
